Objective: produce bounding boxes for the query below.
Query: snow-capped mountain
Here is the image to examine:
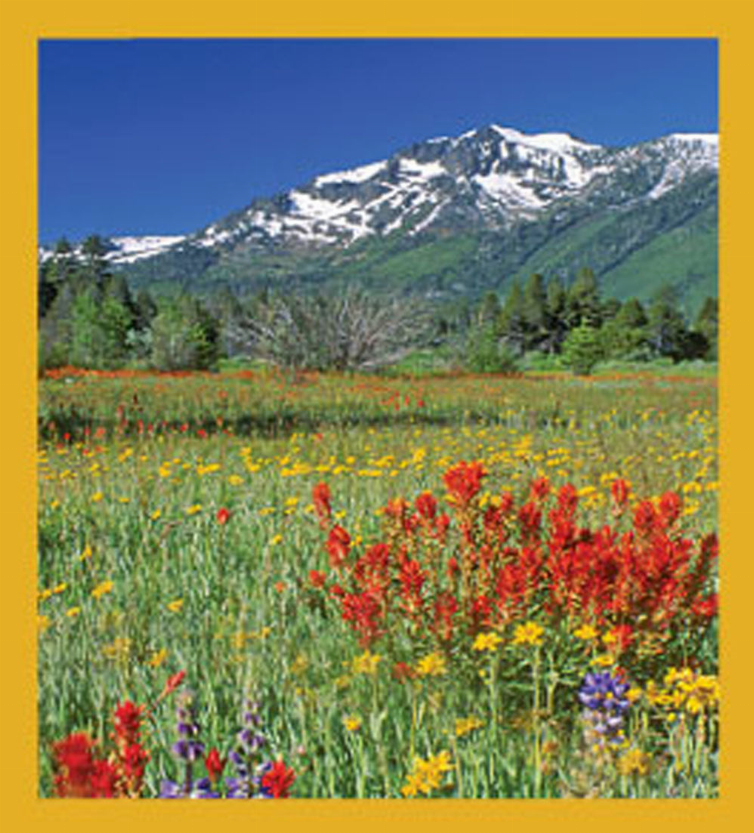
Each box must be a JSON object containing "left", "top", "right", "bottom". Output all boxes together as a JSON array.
[
  {"left": 38, "top": 235, "right": 186, "bottom": 265},
  {"left": 41, "top": 124, "right": 718, "bottom": 305},
  {"left": 180, "top": 125, "right": 717, "bottom": 252}
]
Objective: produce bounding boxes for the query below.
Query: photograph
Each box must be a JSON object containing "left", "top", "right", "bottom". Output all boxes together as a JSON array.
[{"left": 34, "top": 37, "right": 719, "bottom": 800}]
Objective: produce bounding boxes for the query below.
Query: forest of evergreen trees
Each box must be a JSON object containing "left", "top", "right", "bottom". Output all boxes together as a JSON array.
[{"left": 38, "top": 237, "right": 717, "bottom": 375}]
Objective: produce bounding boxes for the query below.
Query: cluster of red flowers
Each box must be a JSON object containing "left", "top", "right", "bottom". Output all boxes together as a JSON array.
[
  {"left": 261, "top": 760, "right": 297, "bottom": 798},
  {"left": 53, "top": 700, "right": 150, "bottom": 798},
  {"left": 308, "top": 466, "right": 717, "bottom": 650}
]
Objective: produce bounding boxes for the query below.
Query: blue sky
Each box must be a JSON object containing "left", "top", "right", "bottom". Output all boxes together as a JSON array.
[{"left": 38, "top": 38, "right": 718, "bottom": 243}]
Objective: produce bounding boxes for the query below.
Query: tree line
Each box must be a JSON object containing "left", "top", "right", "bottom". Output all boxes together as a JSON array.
[
  {"left": 465, "top": 268, "right": 717, "bottom": 375},
  {"left": 38, "top": 238, "right": 717, "bottom": 375}
]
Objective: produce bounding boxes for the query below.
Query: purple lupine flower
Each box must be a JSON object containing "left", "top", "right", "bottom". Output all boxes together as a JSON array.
[
  {"left": 578, "top": 669, "right": 631, "bottom": 748},
  {"left": 159, "top": 778, "right": 220, "bottom": 799},
  {"left": 578, "top": 671, "right": 630, "bottom": 715},
  {"left": 224, "top": 697, "right": 270, "bottom": 798},
  {"left": 160, "top": 689, "right": 216, "bottom": 798}
]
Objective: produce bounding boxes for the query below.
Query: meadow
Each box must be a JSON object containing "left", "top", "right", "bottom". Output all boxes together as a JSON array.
[{"left": 37, "top": 368, "right": 718, "bottom": 798}]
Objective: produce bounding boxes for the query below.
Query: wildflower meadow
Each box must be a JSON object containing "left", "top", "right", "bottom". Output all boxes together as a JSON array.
[{"left": 37, "top": 368, "right": 718, "bottom": 798}]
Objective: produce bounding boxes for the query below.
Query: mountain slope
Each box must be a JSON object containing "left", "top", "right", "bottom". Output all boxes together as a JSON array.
[{"left": 48, "top": 125, "right": 718, "bottom": 308}]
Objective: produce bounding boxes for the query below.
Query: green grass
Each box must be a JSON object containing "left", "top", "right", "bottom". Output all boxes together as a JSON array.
[{"left": 37, "top": 370, "right": 718, "bottom": 798}]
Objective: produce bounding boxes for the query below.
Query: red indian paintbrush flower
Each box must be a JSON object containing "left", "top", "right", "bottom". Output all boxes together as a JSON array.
[
  {"left": 216, "top": 507, "right": 231, "bottom": 525},
  {"left": 312, "top": 482, "right": 332, "bottom": 525},
  {"left": 53, "top": 732, "right": 119, "bottom": 797},
  {"left": 611, "top": 478, "right": 631, "bottom": 510},
  {"left": 308, "top": 569, "right": 327, "bottom": 588},
  {"left": 443, "top": 461, "right": 486, "bottom": 506},
  {"left": 113, "top": 700, "right": 143, "bottom": 746},
  {"left": 326, "top": 525, "right": 351, "bottom": 569},
  {"left": 415, "top": 491, "right": 438, "bottom": 520},
  {"left": 159, "top": 670, "right": 186, "bottom": 701},
  {"left": 204, "top": 747, "right": 226, "bottom": 785},
  {"left": 261, "top": 759, "right": 296, "bottom": 798}
]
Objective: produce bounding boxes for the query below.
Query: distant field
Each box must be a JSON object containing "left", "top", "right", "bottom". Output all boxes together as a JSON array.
[{"left": 38, "top": 369, "right": 718, "bottom": 798}]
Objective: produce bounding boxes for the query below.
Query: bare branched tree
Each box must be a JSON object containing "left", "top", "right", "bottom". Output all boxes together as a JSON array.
[{"left": 227, "top": 288, "right": 432, "bottom": 371}]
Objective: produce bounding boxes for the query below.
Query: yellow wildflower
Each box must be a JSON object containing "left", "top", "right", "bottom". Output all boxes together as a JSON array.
[
  {"left": 185, "top": 504, "right": 202, "bottom": 516},
  {"left": 351, "top": 650, "right": 381, "bottom": 676},
  {"left": 455, "top": 716, "right": 484, "bottom": 737},
  {"left": 473, "top": 631, "right": 503, "bottom": 652},
  {"left": 512, "top": 621, "right": 544, "bottom": 647},
  {"left": 416, "top": 652, "right": 447, "bottom": 677},
  {"left": 66, "top": 607, "right": 81, "bottom": 618},
  {"left": 146, "top": 648, "right": 168, "bottom": 668},
  {"left": 91, "top": 580, "right": 113, "bottom": 599},
  {"left": 590, "top": 654, "right": 617, "bottom": 668},
  {"left": 166, "top": 598, "right": 184, "bottom": 613},
  {"left": 343, "top": 715, "right": 362, "bottom": 732},
  {"left": 574, "top": 624, "right": 599, "bottom": 641},
  {"left": 402, "top": 751, "right": 453, "bottom": 797}
]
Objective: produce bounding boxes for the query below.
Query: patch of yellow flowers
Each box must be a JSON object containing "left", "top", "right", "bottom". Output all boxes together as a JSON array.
[{"left": 401, "top": 751, "right": 453, "bottom": 797}]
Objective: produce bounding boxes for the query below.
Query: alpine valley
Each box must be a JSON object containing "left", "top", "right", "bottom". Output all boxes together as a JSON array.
[{"left": 46, "top": 124, "right": 718, "bottom": 310}]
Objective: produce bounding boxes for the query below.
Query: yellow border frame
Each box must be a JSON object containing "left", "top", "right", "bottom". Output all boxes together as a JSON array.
[{"left": 1, "top": 1, "right": 751, "bottom": 830}]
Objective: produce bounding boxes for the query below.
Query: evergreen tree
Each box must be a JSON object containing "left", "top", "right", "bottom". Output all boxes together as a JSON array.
[
  {"left": 566, "top": 267, "right": 602, "bottom": 329},
  {"left": 150, "top": 296, "right": 220, "bottom": 371},
  {"left": 498, "top": 281, "right": 527, "bottom": 356},
  {"left": 600, "top": 298, "right": 649, "bottom": 360},
  {"left": 694, "top": 297, "right": 718, "bottom": 360},
  {"left": 645, "top": 285, "right": 689, "bottom": 361},
  {"left": 521, "top": 273, "right": 547, "bottom": 351},
  {"left": 133, "top": 288, "right": 158, "bottom": 332},
  {"left": 477, "top": 291, "right": 502, "bottom": 330},
  {"left": 543, "top": 276, "right": 568, "bottom": 353},
  {"left": 39, "top": 238, "right": 79, "bottom": 320},
  {"left": 79, "top": 234, "right": 111, "bottom": 293},
  {"left": 561, "top": 325, "right": 604, "bottom": 376}
]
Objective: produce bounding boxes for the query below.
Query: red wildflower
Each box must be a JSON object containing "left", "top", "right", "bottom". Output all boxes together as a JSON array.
[
  {"left": 52, "top": 733, "right": 101, "bottom": 797},
  {"left": 392, "top": 662, "right": 416, "bottom": 682},
  {"left": 89, "top": 759, "right": 119, "bottom": 797},
  {"left": 308, "top": 569, "right": 327, "bottom": 588},
  {"left": 326, "top": 525, "right": 351, "bottom": 570},
  {"left": 160, "top": 670, "right": 186, "bottom": 700},
  {"left": 556, "top": 483, "right": 579, "bottom": 518},
  {"left": 611, "top": 478, "right": 631, "bottom": 510},
  {"left": 312, "top": 482, "right": 332, "bottom": 525},
  {"left": 216, "top": 507, "right": 232, "bottom": 525},
  {"left": 433, "top": 591, "right": 459, "bottom": 641},
  {"left": 120, "top": 744, "right": 149, "bottom": 791},
  {"left": 530, "top": 476, "right": 551, "bottom": 503},
  {"left": 341, "top": 589, "right": 384, "bottom": 645},
  {"left": 261, "top": 760, "right": 296, "bottom": 798},
  {"left": 204, "top": 747, "right": 226, "bottom": 785},
  {"left": 443, "top": 461, "right": 486, "bottom": 506},
  {"left": 415, "top": 490, "right": 438, "bottom": 520},
  {"left": 113, "top": 701, "right": 143, "bottom": 746},
  {"left": 633, "top": 500, "right": 658, "bottom": 538},
  {"left": 517, "top": 501, "right": 542, "bottom": 542},
  {"left": 692, "top": 593, "right": 718, "bottom": 619},
  {"left": 658, "top": 491, "right": 683, "bottom": 529}
]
